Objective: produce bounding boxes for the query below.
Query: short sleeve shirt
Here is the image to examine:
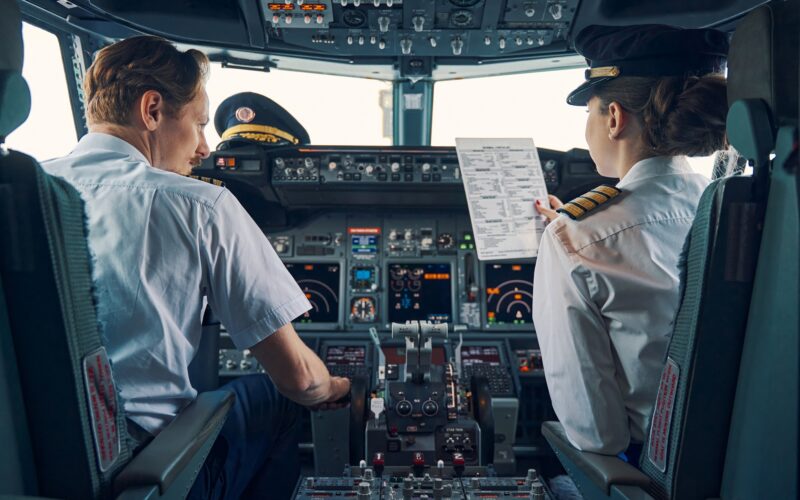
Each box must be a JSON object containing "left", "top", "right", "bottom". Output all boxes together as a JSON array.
[{"left": 42, "top": 133, "right": 311, "bottom": 434}]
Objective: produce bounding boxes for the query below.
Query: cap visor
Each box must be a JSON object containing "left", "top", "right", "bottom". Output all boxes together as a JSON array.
[{"left": 566, "top": 77, "right": 613, "bottom": 106}]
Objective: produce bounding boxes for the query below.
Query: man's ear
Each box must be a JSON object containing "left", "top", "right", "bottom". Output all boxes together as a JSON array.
[
  {"left": 139, "top": 90, "right": 165, "bottom": 132},
  {"left": 606, "top": 101, "right": 628, "bottom": 140}
]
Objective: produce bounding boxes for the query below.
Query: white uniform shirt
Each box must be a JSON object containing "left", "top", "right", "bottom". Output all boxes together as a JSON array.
[
  {"left": 532, "top": 156, "right": 709, "bottom": 454},
  {"left": 43, "top": 133, "right": 311, "bottom": 434}
]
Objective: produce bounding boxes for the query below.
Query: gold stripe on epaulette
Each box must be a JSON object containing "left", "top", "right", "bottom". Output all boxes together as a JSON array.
[
  {"left": 557, "top": 184, "right": 622, "bottom": 220},
  {"left": 583, "top": 191, "right": 609, "bottom": 204},
  {"left": 557, "top": 203, "right": 586, "bottom": 220},
  {"left": 593, "top": 185, "right": 621, "bottom": 198},
  {"left": 573, "top": 197, "right": 598, "bottom": 211},
  {"left": 189, "top": 175, "right": 226, "bottom": 188}
]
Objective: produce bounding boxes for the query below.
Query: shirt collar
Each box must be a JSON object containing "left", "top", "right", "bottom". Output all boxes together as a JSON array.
[
  {"left": 616, "top": 155, "right": 693, "bottom": 189},
  {"left": 72, "top": 132, "right": 151, "bottom": 166}
]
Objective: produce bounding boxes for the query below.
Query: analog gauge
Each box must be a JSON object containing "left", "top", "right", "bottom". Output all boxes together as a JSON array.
[
  {"left": 450, "top": 9, "right": 474, "bottom": 27},
  {"left": 436, "top": 233, "right": 455, "bottom": 249},
  {"left": 341, "top": 9, "right": 367, "bottom": 27},
  {"left": 351, "top": 297, "right": 377, "bottom": 323}
]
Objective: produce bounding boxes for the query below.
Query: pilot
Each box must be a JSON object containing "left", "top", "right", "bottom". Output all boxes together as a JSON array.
[
  {"left": 532, "top": 25, "right": 729, "bottom": 462},
  {"left": 42, "top": 36, "right": 349, "bottom": 499},
  {"left": 214, "top": 91, "right": 310, "bottom": 150}
]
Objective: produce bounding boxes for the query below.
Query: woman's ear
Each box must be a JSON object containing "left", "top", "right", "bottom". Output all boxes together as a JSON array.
[{"left": 606, "top": 101, "right": 627, "bottom": 140}]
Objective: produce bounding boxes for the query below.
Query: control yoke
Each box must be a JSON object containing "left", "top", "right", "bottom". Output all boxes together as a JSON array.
[{"left": 391, "top": 321, "right": 448, "bottom": 384}]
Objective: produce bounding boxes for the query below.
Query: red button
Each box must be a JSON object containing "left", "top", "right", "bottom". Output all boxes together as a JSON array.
[
  {"left": 452, "top": 453, "right": 465, "bottom": 466},
  {"left": 413, "top": 452, "right": 425, "bottom": 466},
  {"left": 373, "top": 453, "right": 385, "bottom": 467}
]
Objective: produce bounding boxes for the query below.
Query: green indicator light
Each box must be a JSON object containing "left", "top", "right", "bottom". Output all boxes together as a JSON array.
[
  {"left": 459, "top": 243, "right": 467, "bottom": 250},
  {"left": 464, "top": 234, "right": 472, "bottom": 241}
]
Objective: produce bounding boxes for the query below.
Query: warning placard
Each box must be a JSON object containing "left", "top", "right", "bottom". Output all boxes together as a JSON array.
[
  {"left": 647, "top": 356, "right": 680, "bottom": 472},
  {"left": 83, "top": 347, "right": 121, "bottom": 472}
]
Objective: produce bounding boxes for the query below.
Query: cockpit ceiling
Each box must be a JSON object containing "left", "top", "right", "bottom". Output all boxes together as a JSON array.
[{"left": 21, "top": 0, "right": 768, "bottom": 80}]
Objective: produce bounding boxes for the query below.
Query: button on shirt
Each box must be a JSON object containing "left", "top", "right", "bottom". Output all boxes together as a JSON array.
[
  {"left": 43, "top": 133, "right": 311, "bottom": 434},
  {"left": 532, "top": 156, "right": 709, "bottom": 454}
]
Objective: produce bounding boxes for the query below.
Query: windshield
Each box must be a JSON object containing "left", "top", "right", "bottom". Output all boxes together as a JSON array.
[
  {"left": 432, "top": 69, "right": 717, "bottom": 178},
  {"left": 206, "top": 64, "right": 392, "bottom": 148}
]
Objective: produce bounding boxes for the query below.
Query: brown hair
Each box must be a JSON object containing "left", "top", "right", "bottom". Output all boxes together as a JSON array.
[
  {"left": 83, "top": 36, "right": 209, "bottom": 126},
  {"left": 592, "top": 74, "right": 728, "bottom": 157}
]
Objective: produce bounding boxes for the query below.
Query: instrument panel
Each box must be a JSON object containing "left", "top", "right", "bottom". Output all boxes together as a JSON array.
[{"left": 266, "top": 212, "right": 536, "bottom": 332}]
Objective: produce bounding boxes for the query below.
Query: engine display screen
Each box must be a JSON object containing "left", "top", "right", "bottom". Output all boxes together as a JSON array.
[
  {"left": 388, "top": 263, "right": 452, "bottom": 323},
  {"left": 325, "top": 346, "right": 366, "bottom": 366},
  {"left": 461, "top": 345, "right": 502, "bottom": 367},
  {"left": 285, "top": 263, "right": 340, "bottom": 323},
  {"left": 485, "top": 263, "right": 534, "bottom": 325}
]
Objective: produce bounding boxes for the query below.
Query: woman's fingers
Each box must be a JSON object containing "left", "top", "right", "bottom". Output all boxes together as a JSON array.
[
  {"left": 548, "top": 195, "right": 564, "bottom": 210},
  {"left": 535, "top": 199, "right": 560, "bottom": 222}
]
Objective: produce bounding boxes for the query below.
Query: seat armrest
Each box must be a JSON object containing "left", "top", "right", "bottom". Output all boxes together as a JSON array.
[
  {"left": 542, "top": 421, "right": 651, "bottom": 495},
  {"left": 114, "top": 390, "right": 234, "bottom": 495}
]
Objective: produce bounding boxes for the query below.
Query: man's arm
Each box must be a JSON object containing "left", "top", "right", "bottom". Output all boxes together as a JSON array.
[{"left": 250, "top": 322, "right": 351, "bottom": 407}]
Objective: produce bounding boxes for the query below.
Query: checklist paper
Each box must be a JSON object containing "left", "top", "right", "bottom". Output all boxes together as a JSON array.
[{"left": 455, "top": 138, "right": 550, "bottom": 260}]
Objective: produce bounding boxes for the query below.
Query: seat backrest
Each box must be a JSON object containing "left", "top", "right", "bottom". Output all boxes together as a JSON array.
[
  {"left": 0, "top": 1, "right": 133, "bottom": 497},
  {"left": 637, "top": 3, "right": 798, "bottom": 499},
  {"left": 718, "top": 0, "right": 799, "bottom": 497}
]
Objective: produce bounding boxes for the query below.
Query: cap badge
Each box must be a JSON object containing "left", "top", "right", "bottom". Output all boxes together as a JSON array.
[{"left": 235, "top": 106, "right": 256, "bottom": 123}]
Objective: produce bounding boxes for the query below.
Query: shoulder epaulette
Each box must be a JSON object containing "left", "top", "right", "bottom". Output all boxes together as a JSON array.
[
  {"left": 556, "top": 185, "right": 622, "bottom": 220},
  {"left": 188, "top": 175, "right": 225, "bottom": 188}
]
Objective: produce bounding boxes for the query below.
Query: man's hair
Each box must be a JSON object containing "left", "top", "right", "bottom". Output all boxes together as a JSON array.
[{"left": 83, "top": 35, "right": 209, "bottom": 126}]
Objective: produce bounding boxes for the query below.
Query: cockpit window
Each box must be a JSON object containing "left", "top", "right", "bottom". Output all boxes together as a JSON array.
[
  {"left": 6, "top": 23, "right": 76, "bottom": 161},
  {"left": 205, "top": 64, "right": 392, "bottom": 148},
  {"left": 432, "top": 68, "right": 717, "bottom": 178}
]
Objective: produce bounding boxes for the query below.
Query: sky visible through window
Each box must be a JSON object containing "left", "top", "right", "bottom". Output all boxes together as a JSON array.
[{"left": 9, "top": 22, "right": 716, "bottom": 178}]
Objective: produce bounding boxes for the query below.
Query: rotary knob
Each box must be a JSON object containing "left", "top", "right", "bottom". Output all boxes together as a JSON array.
[
  {"left": 396, "top": 399, "right": 413, "bottom": 416},
  {"left": 422, "top": 399, "right": 438, "bottom": 416}
]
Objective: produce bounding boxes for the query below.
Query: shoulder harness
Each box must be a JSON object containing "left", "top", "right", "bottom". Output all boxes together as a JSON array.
[{"left": 556, "top": 185, "right": 622, "bottom": 220}]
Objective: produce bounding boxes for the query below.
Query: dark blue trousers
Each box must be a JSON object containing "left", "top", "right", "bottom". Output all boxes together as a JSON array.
[{"left": 188, "top": 375, "right": 302, "bottom": 500}]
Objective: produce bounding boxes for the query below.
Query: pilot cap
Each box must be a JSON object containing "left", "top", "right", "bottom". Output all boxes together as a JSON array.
[
  {"left": 214, "top": 92, "right": 310, "bottom": 149},
  {"left": 567, "top": 25, "right": 729, "bottom": 106}
]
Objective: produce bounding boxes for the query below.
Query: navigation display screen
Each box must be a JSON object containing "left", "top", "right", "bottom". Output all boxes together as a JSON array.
[
  {"left": 461, "top": 345, "right": 502, "bottom": 367},
  {"left": 388, "top": 263, "right": 452, "bottom": 323},
  {"left": 285, "top": 263, "right": 340, "bottom": 323},
  {"left": 485, "top": 263, "right": 534, "bottom": 325},
  {"left": 325, "top": 346, "right": 366, "bottom": 366}
]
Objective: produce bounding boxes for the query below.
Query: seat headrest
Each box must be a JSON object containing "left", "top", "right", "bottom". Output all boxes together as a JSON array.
[
  {"left": 0, "top": 0, "right": 31, "bottom": 139},
  {"left": 727, "top": 2, "right": 799, "bottom": 126}
]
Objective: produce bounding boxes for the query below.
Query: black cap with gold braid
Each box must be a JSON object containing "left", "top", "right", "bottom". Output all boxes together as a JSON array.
[
  {"left": 556, "top": 185, "right": 622, "bottom": 220},
  {"left": 214, "top": 92, "right": 310, "bottom": 150}
]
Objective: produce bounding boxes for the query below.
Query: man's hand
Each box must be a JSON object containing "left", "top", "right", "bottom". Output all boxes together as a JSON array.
[
  {"left": 535, "top": 195, "right": 564, "bottom": 222},
  {"left": 309, "top": 376, "right": 352, "bottom": 411}
]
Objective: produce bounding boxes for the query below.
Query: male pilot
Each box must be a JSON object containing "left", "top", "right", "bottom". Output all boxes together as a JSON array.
[{"left": 42, "top": 35, "right": 349, "bottom": 499}]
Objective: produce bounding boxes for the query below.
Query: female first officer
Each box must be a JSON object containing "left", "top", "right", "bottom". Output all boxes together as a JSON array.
[{"left": 533, "top": 24, "right": 730, "bottom": 462}]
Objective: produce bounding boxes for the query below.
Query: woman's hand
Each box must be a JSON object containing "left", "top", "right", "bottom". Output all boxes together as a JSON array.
[{"left": 535, "top": 195, "right": 564, "bottom": 222}]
